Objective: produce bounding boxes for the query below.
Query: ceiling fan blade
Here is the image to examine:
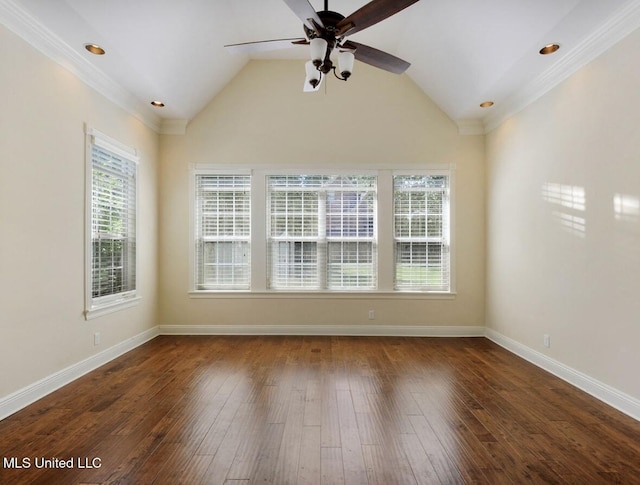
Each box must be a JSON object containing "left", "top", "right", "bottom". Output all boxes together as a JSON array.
[
  {"left": 225, "top": 38, "right": 307, "bottom": 53},
  {"left": 337, "top": 0, "right": 419, "bottom": 37},
  {"left": 342, "top": 41, "right": 410, "bottom": 74},
  {"left": 282, "top": 0, "right": 325, "bottom": 31}
]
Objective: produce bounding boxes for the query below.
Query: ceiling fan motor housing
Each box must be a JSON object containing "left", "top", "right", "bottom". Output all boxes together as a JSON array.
[
  {"left": 304, "top": 10, "right": 350, "bottom": 73},
  {"left": 304, "top": 10, "right": 345, "bottom": 41}
]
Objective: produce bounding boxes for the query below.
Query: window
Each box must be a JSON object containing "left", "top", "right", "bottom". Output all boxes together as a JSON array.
[
  {"left": 190, "top": 166, "right": 453, "bottom": 295},
  {"left": 85, "top": 129, "right": 139, "bottom": 318},
  {"left": 393, "top": 174, "right": 450, "bottom": 291},
  {"left": 267, "top": 175, "right": 377, "bottom": 290},
  {"left": 194, "top": 174, "right": 251, "bottom": 290}
]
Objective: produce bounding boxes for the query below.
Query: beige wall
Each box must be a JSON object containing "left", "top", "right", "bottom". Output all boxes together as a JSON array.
[
  {"left": 3, "top": 7, "right": 638, "bottom": 415},
  {"left": 0, "top": 24, "right": 160, "bottom": 398},
  {"left": 486, "top": 28, "right": 640, "bottom": 399},
  {"left": 159, "top": 60, "right": 486, "bottom": 328}
]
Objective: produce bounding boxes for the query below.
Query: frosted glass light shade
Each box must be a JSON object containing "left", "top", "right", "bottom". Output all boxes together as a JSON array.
[
  {"left": 310, "top": 38, "right": 328, "bottom": 66},
  {"left": 305, "top": 60, "right": 321, "bottom": 88},
  {"left": 338, "top": 50, "right": 355, "bottom": 78}
]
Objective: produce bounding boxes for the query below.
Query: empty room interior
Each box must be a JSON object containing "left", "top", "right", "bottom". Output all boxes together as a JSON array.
[{"left": 1, "top": 0, "right": 640, "bottom": 483}]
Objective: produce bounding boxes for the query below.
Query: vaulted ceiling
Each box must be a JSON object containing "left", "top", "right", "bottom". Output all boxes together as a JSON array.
[{"left": 3, "top": 0, "right": 640, "bottom": 134}]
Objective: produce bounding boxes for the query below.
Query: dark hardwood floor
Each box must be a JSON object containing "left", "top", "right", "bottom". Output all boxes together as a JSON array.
[{"left": 1, "top": 336, "right": 640, "bottom": 484}]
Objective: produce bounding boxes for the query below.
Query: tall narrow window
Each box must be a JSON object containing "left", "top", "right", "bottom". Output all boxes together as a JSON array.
[
  {"left": 194, "top": 174, "right": 251, "bottom": 290},
  {"left": 86, "top": 129, "right": 138, "bottom": 317},
  {"left": 393, "top": 174, "right": 450, "bottom": 291},
  {"left": 267, "top": 175, "right": 376, "bottom": 290}
]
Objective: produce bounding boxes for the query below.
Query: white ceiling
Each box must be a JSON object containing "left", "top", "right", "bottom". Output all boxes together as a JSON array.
[{"left": 4, "top": 0, "right": 640, "bottom": 132}]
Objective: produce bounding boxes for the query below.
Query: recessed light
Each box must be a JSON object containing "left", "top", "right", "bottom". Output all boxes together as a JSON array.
[
  {"left": 84, "top": 44, "right": 105, "bottom": 55},
  {"left": 480, "top": 101, "right": 494, "bottom": 108},
  {"left": 150, "top": 101, "right": 165, "bottom": 107},
  {"left": 539, "top": 43, "right": 560, "bottom": 55}
]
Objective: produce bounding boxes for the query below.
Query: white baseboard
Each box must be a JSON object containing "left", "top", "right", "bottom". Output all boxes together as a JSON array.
[
  {"left": 0, "top": 326, "right": 159, "bottom": 421},
  {"left": 485, "top": 328, "right": 640, "bottom": 421},
  {"left": 158, "top": 324, "right": 485, "bottom": 337},
  {"left": 4, "top": 325, "right": 638, "bottom": 424}
]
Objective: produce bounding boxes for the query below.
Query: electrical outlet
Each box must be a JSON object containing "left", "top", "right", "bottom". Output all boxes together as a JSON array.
[
  {"left": 543, "top": 334, "right": 550, "bottom": 348},
  {"left": 368, "top": 309, "right": 375, "bottom": 320},
  {"left": 94, "top": 332, "right": 101, "bottom": 346}
]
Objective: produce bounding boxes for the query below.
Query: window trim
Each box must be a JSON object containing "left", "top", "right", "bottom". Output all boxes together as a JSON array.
[
  {"left": 84, "top": 126, "right": 140, "bottom": 320},
  {"left": 189, "top": 167, "right": 253, "bottom": 292},
  {"left": 189, "top": 164, "right": 455, "bottom": 298}
]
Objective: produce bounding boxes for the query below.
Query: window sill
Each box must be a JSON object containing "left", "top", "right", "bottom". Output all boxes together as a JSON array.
[
  {"left": 84, "top": 296, "right": 141, "bottom": 320},
  {"left": 189, "top": 291, "right": 456, "bottom": 300}
]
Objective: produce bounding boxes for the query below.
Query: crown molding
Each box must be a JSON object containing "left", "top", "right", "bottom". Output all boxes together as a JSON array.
[
  {"left": 484, "top": 0, "right": 640, "bottom": 133},
  {"left": 5, "top": 0, "right": 640, "bottom": 138},
  {"left": 0, "top": 0, "right": 161, "bottom": 133}
]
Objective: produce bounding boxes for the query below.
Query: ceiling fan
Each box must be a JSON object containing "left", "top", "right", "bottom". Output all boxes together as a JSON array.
[{"left": 224, "top": 0, "right": 420, "bottom": 91}]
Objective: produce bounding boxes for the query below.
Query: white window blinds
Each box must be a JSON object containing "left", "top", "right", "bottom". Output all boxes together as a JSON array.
[
  {"left": 194, "top": 175, "right": 251, "bottom": 290},
  {"left": 267, "top": 175, "right": 377, "bottom": 290},
  {"left": 393, "top": 174, "right": 450, "bottom": 291},
  {"left": 90, "top": 144, "right": 137, "bottom": 302}
]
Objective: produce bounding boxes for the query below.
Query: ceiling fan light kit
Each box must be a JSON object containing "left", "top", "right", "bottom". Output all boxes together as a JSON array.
[
  {"left": 305, "top": 60, "right": 321, "bottom": 89},
  {"left": 225, "top": 0, "right": 420, "bottom": 92},
  {"left": 338, "top": 50, "right": 355, "bottom": 79},
  {"left": 310, "top": 37, "right": 328, "bottom": 66}
]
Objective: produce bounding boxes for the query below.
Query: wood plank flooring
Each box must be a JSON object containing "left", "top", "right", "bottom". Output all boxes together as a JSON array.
[{"left": 1, "top": 336, "right": 640, "bottom": 484}]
